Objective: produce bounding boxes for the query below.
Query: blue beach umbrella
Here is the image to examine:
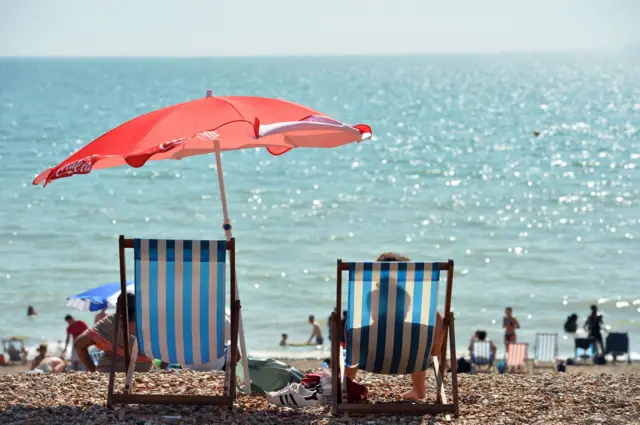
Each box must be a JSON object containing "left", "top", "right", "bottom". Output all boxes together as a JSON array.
[{"left": 67, "top": 281, "right": 134, "bottom": 312}]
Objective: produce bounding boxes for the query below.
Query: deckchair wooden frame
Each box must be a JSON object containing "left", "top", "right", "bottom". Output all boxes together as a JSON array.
[
  {"left": 106, "top": 236, "right": 239, "bottom": 409},
  {"left": 331, "top": 259, "right": 459, "bottom": 417},
  {"left": 533, "top": 332, "right": 558, "bottom": 371}
]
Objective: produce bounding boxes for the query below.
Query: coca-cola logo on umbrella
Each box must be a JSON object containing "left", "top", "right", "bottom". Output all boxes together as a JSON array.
[
  {"left": 43, "top": 155, "right": 100, "bottom": 187},
  {"left": 54, "top": 157, "right": 96, "bottom": 178}
]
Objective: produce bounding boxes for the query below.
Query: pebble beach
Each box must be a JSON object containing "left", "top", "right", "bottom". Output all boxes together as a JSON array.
[{"left": 2, "top": 366, "right": 639, "bottom": 425}]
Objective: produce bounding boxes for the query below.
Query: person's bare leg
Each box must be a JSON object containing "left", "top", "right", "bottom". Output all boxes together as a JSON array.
[
  {"left": 402, "top": 312, "right": 444, "bottom": 400},
  {"left": 345, "top": 366, "right": 358, "bottom": 380},
  {"left": 402, "top": 370, "right": 427, "bottom": 400}
]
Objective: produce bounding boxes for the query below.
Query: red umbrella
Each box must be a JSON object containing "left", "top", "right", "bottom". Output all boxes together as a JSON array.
[
  {"left": 34, "top": 89, "right": 372, "bottom": 390},
  {"left": 34, "top": 90, "right": 371, "bottom": 187}
]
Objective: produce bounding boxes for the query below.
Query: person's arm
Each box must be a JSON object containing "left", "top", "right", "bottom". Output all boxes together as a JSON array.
[
  {"left": 74, "top": 331, "right": 96, "bottom": 372},
  {"left": 514, "top": 318, "right": 520, "bottom": 329}
]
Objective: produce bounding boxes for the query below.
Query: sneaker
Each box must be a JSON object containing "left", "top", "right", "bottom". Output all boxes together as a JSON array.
[{"left": 267, "top": 383, "right": 319, "bottom": 407}]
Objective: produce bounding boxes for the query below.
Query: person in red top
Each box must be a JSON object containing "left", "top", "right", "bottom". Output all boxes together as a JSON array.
[{"left": 64, "top": 314, "right": 89, "bottom": 371}]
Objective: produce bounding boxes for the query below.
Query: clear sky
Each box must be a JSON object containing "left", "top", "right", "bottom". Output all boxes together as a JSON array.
[{"left": 1, "top": 0, "right": 639, "bottom": 56}]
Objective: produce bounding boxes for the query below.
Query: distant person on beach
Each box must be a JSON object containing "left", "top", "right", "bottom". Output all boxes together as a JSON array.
[
  {"left": 64, "top": 314, "right": 89, "bottom": 371},
  {"left": 280, "top": 333, "right": 288, "bottom": 346},
  {"left": 307, "top": 315, "right": 324, "bottom": 345},
  {"left": 564, "top": 314, "right": 578, "bottom": 333},
  {"left": 585, "top": 305, "right": 605, "bottom": 355},
  {"left": 94, "top": 308, "right": 107, "bottom": 324},
  {"left": 27, "top": 306, "right": 37, "bottom": 317},
  {"left": 503, "top": 307, "right": 520, "bottom": 350},
  {"left": 75, "top": 293, "right": 153, "bottom": 373},
  {"left": 469, "top": 330, "right": 496, "bottom": 364},
  {"left": 31, "top": 344, "right": 66, "bottom": 373},
  {"left": 345, "top": 252, "right": 445, "bottom": 401}
]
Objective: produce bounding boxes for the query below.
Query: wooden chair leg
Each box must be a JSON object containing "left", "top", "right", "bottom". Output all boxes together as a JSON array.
[
  {"left": 448, "top": 312, "right": 459, "bottom": 417},
  {"left": 432, "top": 355, "right": 451, "bottom": 421},
  {"left": 106, "top": 301, "right": 122, "bottom": 408},
  {"left": 117, "top": 335, "right": 139, "bottom": 421},
  {"left": 330, "top": 311, "right": 340, "bottom": 417},
  {"left": 439, "top": 317, "right": 449, "bottom": 380},
  {"left": 124, "top": 337, "right": 138, "bottom": 394}
]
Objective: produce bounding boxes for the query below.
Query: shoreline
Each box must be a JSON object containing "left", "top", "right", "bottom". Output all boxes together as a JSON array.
[{"left": 2, "top": 356, "right": 636, "bottom": 376}]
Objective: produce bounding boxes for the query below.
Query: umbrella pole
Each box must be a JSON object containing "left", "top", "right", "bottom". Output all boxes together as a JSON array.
[{"left": 215, "top": 145, "right": 252, "bottom": 394}]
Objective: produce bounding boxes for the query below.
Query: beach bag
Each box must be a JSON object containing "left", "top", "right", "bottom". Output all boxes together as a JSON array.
[
  {"left": 496, "top": 359, "right": 506, "bottom": 374},
  {"left": 241, "top": 357, "right": 305, "bottom": 394},
  {"left": 457, "top": 357, "right": 471, "bottom": 373}
]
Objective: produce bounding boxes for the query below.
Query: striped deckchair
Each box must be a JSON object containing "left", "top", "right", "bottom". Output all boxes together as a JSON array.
[
  {"left": 89, "top": 346, "right": 104, "bottom": 366},
  {"left": 107, "top": 236, "right": 239, "bottom": 410},
  {"left": 574, "top": 338, "right": 595, "bottom": 364},
  {"left": 331, "top": 260, "right": 459, "bottom": 417},
  {"left": 534, "top": 333, "right": 558, "bottom": 370},
  {"left": 471, "top": 341, "right": 494, "bottom": 372},
  {"left": 506, "top": 343, "right": 528, "bottom": 373},
  {"left": 605, "top": 332, "right": 632, "bottom": 364}
]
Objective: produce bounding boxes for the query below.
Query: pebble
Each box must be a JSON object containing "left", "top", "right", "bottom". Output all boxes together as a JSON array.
[{"left": 1, "top": 370, "right": 639, "bottom": 424}]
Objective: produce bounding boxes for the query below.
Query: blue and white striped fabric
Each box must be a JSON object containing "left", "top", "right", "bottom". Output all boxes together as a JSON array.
[
  {"left": 88, "top": 346, "right": 104, "bottom": 366},
  {"left": 535, "top": 333, "right": 558, "bottom": 363},
  {"left": 471, "top": 341, "right": 493, "bottom": 365},
  {"left": 346, "top": 262, "right": 440, "bottom": 375},
  {"left": 134, "top": 239, "right": 226, "bottom": 365}
]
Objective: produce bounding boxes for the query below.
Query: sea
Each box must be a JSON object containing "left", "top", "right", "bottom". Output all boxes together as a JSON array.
[{"left": 1, "top": 53, "right": 639, "bottom": 361}]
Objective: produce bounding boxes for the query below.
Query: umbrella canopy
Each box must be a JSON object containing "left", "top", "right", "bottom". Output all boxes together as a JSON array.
[
  {"left": 33, "top": 93, "right": 371, "bottom": 187},
  {"left": 67, "top": 281, "right": 135, "bottom": 312}
]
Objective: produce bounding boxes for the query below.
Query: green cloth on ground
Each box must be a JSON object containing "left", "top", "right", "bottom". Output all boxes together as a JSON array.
[{"left": 239, "top": 357, "right": 305, "bottom": 394}]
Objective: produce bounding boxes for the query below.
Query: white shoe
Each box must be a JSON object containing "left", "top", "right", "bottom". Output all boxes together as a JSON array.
[{"left": 267, "top": 383, "right": 319, "bottom": 408}]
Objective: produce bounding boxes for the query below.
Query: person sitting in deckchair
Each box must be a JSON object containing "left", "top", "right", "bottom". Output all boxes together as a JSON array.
[
  {"left": 74, "top": 292, "right": 153, "bottom": 373},
  {"left": 469, "top": 330, "right": 496, "bottom": 365},
  {"left": 345, "top": 252, "right": 445, "bottom": 400}
]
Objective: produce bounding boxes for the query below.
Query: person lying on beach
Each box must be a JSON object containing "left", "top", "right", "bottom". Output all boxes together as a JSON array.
[
  {"left": 345, "top": 252, "right": 445, "bottom": 401},
  {"left": 307, "top": 315, "right": 324, "bottom": 345},
  {"left": 31, "top": 344, "right": 66, "bottom": 373},
  {"left": 74, "top": 292, "right": 153, "bottom": 373}
]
